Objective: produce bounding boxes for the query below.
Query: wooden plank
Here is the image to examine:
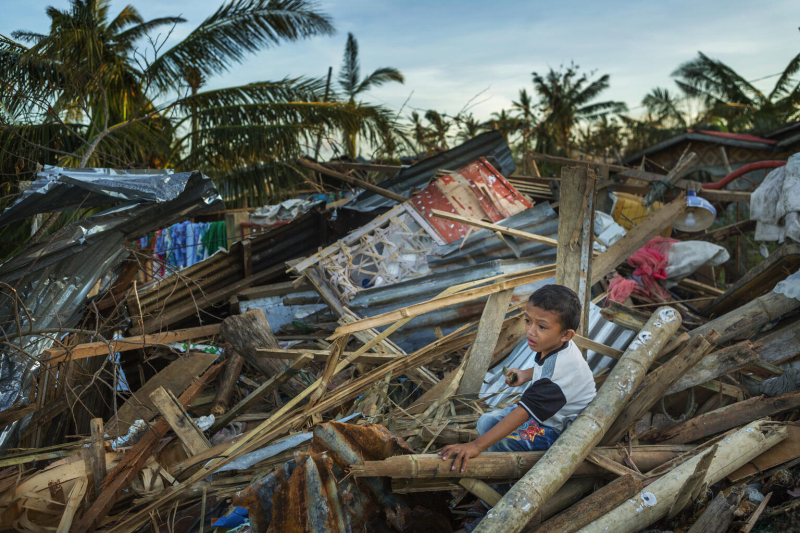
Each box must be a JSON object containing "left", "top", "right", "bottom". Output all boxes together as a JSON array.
[
  {"left": 209, "top": 353, "right": 314, "bottom": 433},
  {"left": 458, "top": 289, "right": 514, "bottom": 397},
  {"left": 330, "top": 266, "right": 555, "bottom": 338},
  {"left": 678, "top": 278, "right": 725, "bottom": 297},
  {"left": 255, "top": 347, "right": 397, "bottom": 365},
  {"left": 741, "top": 491, "right": 772, "bottom": 533},
  {"left": 647, "top": 390, "right": 800, "bottom": 444},
  {"left": 42, "top": 324, "right": 221, "bottom": 363},
  {"left": 107, "top": 351, "right": 219, "bottom": 434},
  {"left": 591, "top": 194, "right": 687, "bottom": 285},
  {"left": 297, "top": 158, "right": 409, "bottom": 202},
  {"left": 573, "top": 335, "right": 624, "bottom": 360},
  {"left": 587, "top": 450, "right": 644, "bottom": 479},
  {"left": 149, "top": 386, "right": 212, "bottom": 456},
  {"left": 306, "top": 335, "right": 349, "bottom": 408},
  {"left": 431, "top": 209, "right": 557, "bottom": 247},
  {"left": 686, "top": 485, "right": 743, "bottom": 533},
  {"left": 89, "top": 418, "right": 106, "bottom": 499},
  {"left": 56, "top": 477, "right": 87, "bottom": 533},
  {"left": 556, "top": 166, "right": 596, "bottom": 334},
  {"left": 667, "top": 341, "right": 759, "bottom": 394},
  {"left": 728, "top": 425, "right": 800, "bottom": 482}
]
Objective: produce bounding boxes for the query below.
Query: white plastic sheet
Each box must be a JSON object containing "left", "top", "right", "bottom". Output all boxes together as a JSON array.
[{"left": 752, "top": 153, "right": 800, "bottom": 242}]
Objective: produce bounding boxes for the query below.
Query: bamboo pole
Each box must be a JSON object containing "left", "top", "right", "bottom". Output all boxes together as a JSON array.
[
  {"left": 474, "top": 307, "right": 682, "bottom": 533},
  {"left": 351, "top": 446, "right": 689, "bottom": 479},
  {"left": 578, "top": 420, "right": 786, "bottom": 533}
]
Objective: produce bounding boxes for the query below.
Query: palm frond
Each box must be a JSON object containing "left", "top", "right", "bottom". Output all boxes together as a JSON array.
[
  {"left": 356, "top": 67, "right": 404, "bottom": 95},
  {"left": 338, "top": 32, "right": 360, "bottom": 100},
  {"left": 149, "top": 0, "right": 334, "bottom": 91},
  {"left": 770, "top": 51, "right": 800, "bottom": 100}
]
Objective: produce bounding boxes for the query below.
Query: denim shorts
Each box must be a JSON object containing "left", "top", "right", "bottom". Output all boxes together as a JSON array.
[{"left": 476, "top": 404, "right": 559, "bottom": 452}]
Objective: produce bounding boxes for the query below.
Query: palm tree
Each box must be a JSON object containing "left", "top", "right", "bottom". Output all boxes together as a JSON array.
[
  {"left": 1, "top": 0, "right": 395, "bottom": 213},
  {"left": 455, "top": 113, "right": 483, "bottom": 143},
  {"left": 531, "top": 63, "right": 627, "bottom": 157},
  {"left": 512, "top": 88, "right": 537, "bottom": 156},
  {"left": 673, "top": 51, "right": 800, "bottom": 133},
  {"left": 424, "top": 110, "right": 451, "bottom": 150},
  {"left": 337, "top": 32, "right": 404, "bottom": 156},
  {"left": 486, "top": 109, "right": 522, "bottom": 143}
]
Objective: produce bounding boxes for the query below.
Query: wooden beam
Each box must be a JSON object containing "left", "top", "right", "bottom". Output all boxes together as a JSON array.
[
  {"left": 647, "top": 390, "right": 800, "bottom": 444},
  {"left": 686, "top": 485, "right": 743, "bottom": 533},
  {"left": 43, "top": 324, "right": 221, "bottom": 363},
  {"left": 255, "top": 347, "right": 397, "bottom": 365},
  {"left": 329, "top": 266, "right": 555, "bottom": 338},
  {"left": 0, "top": 403, "right": 36, "bottom": 430},
  {"left": 458, "top": 289, "right": 514, "bottom": 397},
  {"left": 209, "top": 353, "right": 314, "bottom": 433},
  {"left": 591, "top": 194, "right": 687, "bottom": 285},
  {"left": 667, "top": 340, "right": 759, "bottom": 394},
  {"left": 150, "top": 386, "right": 212, "bottom": 456},
  {"left": 297, "top": 158, "right": 409, "bottom": 203},
  {"left": 573, "top": 335, "right": 624, "bottom": 360},
  {"left": 556, "top": 166, "right": 596, "bottom": 334},
  {"left": 211, "top": 353, "right": 245, "bottom": 416},
  {"left": 89, "top": 418, "right": 107, "bottom": 499},
  {"left": 56, "top": 478, "right": 87, "bottom": 533},
  {"left": 430, "top": 209, "right": 557, "bottom": 247}
]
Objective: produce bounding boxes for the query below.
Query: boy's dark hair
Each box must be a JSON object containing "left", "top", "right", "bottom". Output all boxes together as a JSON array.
[{"left": 528, "top": 285, "right": 581, "bottom": 331}]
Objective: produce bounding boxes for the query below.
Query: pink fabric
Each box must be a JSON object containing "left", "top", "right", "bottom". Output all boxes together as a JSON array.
[
  {"left": 607, "top": 275, "right": 638, "bottom": 304},
  {"left": 645, "top": 236, "right": 679, "bottom": 263}
]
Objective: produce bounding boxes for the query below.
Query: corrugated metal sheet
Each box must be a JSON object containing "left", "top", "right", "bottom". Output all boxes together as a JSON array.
[
  {"left": 480, "top": 303, "right": 637, "bottom": 409},
  {"left": 0, "top": 169, "right": 223, "bottom": 449},
  {"left": 344, "top": 130, "right": 516, "bottom": 213}
]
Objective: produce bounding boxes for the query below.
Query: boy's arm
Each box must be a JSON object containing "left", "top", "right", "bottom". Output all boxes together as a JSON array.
[{"left": 438, "top": 406, "right": 529, "bottom": 472}]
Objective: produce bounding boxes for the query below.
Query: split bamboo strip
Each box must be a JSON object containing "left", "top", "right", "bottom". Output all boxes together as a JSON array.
[
  {"left": 474, "top": 307, "right": 682, "bottom": 533},
  {"left": 430, "top": 209, "right": 558, "bottom": 247},
  {"left": 577, "top": 420, "right": 787, "bottom": 533}
]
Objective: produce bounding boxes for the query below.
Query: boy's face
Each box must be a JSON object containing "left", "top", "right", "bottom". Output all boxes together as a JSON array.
[{"left": 524, "top": 302, "right": 576, "bottom": 355}]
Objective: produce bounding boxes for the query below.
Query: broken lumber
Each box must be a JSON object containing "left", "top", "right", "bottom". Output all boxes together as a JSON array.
[
  {"left": 646, "top": 390, "right": 800, "bottom": 444},
  {"left": 297, "top": 158, "right": 409, "bottom": 203},
  {"left": 430, "top": 209, "right": 557, "bottom": 247},
  {"left": 209, "top": 353, "right": 314, "bottom": 433},
  {"left": 591, "top": 194, "right": 687, "bottom": 285},
  {"left": 459, "top": 478, "right": 502, "bottom": 506},
  {"left": 150, "top": 386, "right": 212, "bottom": 455},
  {"left": 211, "top": 352, "right": 245, "bottom": 416},
  {"left": 221, "top": 308, "right": 307, "bottom": 397},
  {"left": 330, "top": 265, "right": 555, "bottom": 337},
  {"left": 474, "top": 307, "right": 682, "bottom": 533},
  {"left": 88, "top": 418, "right": 106, "bottom": 499},
  {"left": 689, "top": 290, "right": 800, "bottom": 344},
  {"left": 667, "top": 340, "right": 759, "bottom": 394},
  {"left": 579, "top": 420, "right": 786, "bottom": 533},
  {"left": 42, "top": 324, "right": 221, "bottom": 363},
  {"left": 686, "top": 486, "right": 744, "bottom": 533},
  {"left": 531, "top": 474, "right": 644, "bottom": 533},
  {"left": 602, "top": 333, "right": 716, "bottom": 445},
  {"left": 458, "top": 289, "right": 514, "bottom": 397}
]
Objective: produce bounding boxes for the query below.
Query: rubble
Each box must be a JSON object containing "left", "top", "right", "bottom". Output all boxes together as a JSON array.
[{"left": 3, "top": 140, "right": 800, "bottom": 533}]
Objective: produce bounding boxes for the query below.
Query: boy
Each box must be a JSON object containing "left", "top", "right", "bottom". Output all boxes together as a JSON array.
[{"left": 438, "top": 284, "right": 597, "bottom": 473}]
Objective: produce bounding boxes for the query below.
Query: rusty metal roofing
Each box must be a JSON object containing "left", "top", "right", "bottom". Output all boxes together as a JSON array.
[
  {"left": 344, "top": 130, "right": 516, "bottom": 213},
  {"left": 233, "top": 421, "right": 451, "bottom": 533}
]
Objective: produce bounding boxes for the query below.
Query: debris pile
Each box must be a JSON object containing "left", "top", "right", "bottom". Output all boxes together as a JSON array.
[{"left": 3, "top": 134, "right": 800, "bottom": 533}]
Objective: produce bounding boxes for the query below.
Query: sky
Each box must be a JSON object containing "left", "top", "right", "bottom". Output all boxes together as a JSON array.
[{"left": 4, "top": 0, "right": 800, "bottom": 124}]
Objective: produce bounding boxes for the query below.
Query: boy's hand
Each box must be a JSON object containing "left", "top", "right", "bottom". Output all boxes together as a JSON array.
[
  {"left": 505, "top": 367, "right": 527, "bottom": 386},
  {"left": 438, "top": 442, "right": 482, "bottom": 473}
]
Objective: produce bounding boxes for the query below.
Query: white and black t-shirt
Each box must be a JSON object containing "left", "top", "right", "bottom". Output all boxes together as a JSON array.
[{"left": 518, "top": 340, "right": 596, "bottom": 433}]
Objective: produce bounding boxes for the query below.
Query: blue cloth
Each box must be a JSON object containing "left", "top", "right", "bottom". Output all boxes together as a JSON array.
[
  {"left": 476, "top": 404, "right": 559, "bottom": 452},
  {"left": 170, "top": 221, "right": 188, "bottom": 268},
  {"left": 154, "top": 230, "right": 166, "bottom": 256},
  {"left": 213, "top": 506, "right": 248, "bottom": 528},
  {"left": 186, "top": 222, "right": 202, "bottom": 267}
]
